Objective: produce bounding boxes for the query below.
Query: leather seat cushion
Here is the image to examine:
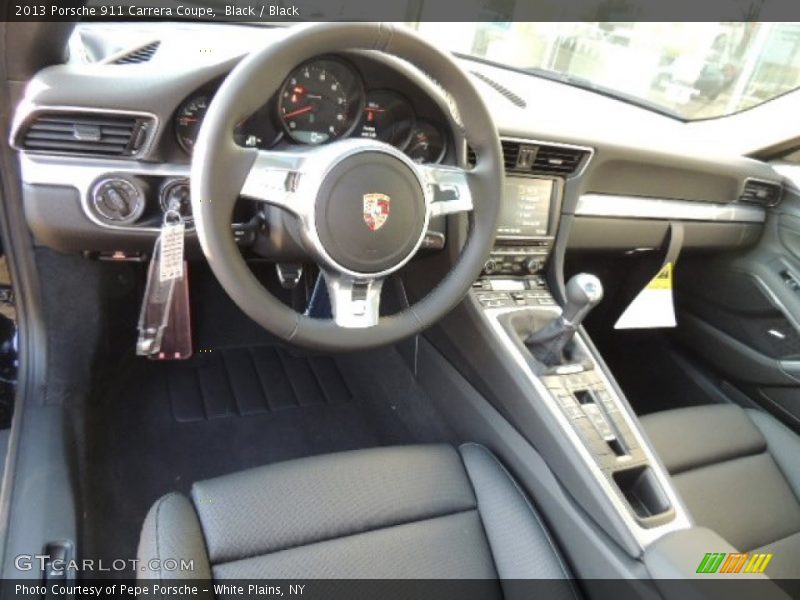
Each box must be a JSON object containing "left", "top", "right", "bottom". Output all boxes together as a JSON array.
[
  {"left": 138, "top": 443, "right": 577, "bottom": 593},
  {"left": 641, "top": 405, "right": 800, "bottom": 579}
]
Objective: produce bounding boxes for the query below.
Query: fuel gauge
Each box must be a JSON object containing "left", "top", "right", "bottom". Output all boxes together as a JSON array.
[
  {"left": 406, "top": 119, "right": 446, "bottom": 164},
  {"left": 174, "top": 94, "right": 209, "bottom": 154}
]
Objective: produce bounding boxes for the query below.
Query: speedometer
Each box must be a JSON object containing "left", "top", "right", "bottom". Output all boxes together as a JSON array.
[{"left": 277, "top": 58, "right": 363, "bottom": 145}]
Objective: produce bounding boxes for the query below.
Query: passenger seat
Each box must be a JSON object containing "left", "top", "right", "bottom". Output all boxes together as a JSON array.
[{"left": 641, "top": 404, "right": 800, "bottom": 579}]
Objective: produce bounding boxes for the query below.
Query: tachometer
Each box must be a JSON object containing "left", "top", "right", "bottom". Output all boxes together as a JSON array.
[
  {"left": 358, "top": 90, "right": 415, "bottom": 149},
  {"left": 405, "top": 120, "right": 446, "bottom": 164},
  {"left": 278, "top": 58, "right": 363, "bottom": 145}
]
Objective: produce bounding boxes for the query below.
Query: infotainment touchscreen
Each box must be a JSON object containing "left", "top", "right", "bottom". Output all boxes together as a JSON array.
[{"left": 497, "top": 177, "right": 554, "bottom": 238}]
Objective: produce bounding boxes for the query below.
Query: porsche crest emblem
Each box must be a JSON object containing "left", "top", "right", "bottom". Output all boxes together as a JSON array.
[{"left": 362, "top": 193, "right": 391, "bottom": 231}]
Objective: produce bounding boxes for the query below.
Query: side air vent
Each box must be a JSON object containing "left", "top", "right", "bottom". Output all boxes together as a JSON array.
[
  {"left": 466, "top": 146, "right": 477, "bottom": 168},
  {"left": 18, "top": 112, "right": 153, "bottom": 157},
  {"left": 502, "top": 140, "right": 589, "bottom": 176},
  {"left": 739, "top": 179, "right": 782, "bottom": 207},
  {"left": 112, "top": 41, "right": 160, "bottom": 65},
  {"left": 470, "top": 71, "right": 527, "bottom": 108}
]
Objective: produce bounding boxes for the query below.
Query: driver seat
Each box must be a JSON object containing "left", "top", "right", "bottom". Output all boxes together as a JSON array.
[{"left": 137, "top": 444, "right": 576, "bottom": 591}]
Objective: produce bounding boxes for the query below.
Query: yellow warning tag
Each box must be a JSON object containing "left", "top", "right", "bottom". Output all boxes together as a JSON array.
[
  {"left": 614, "top": 262, "right": 676, "bottom": 329},
  {"left": 647, "top": 263, "right": 673, "bottom": 291}
]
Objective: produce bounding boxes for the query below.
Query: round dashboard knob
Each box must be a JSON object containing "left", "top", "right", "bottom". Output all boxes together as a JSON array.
[
  {"left": 90, "top": 177, "right": 146, "bottom": 224},
  {"left": 160, "top": 178, "right": 193, "bottom": 224},
  {"left": 526, "top": 258, "right": 543, "bottom": 274},
  {"left": 484, "top": 259, "right": 498, "bottom": 274}
]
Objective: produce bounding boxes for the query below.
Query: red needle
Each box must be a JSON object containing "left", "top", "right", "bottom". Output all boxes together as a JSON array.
[{"left": 283, "top": 105, "right": 313, "bottom": 119}]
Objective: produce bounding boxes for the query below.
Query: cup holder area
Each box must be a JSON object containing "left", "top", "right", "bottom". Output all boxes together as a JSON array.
[{"left": 612, "top": 465, "right": 672, "bottom": 520}]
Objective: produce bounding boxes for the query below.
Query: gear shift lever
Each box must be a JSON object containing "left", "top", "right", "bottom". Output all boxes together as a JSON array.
[{"left": 527, "top": 273, "right": 604, "bottom": 367}]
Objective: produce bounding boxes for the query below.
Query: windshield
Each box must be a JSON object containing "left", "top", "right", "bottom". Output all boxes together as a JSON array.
[{"left": 411, "top": 22, "right": 800, "bottom": 121}]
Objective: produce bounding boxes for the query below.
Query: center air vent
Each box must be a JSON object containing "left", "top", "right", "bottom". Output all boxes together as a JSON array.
[
  {"left": 111, "top": 41, "right": 161, "bottom": 65},
  {"left": 739, "top": 179, "right": 782, "bottom": 207},
  {"left": 502, "top": 140, "right": 590, "bottom": 176},
  {"left": 466, "top": 141, "right": 591, "bottom": 175},
  {"left": 18, "top": 112, "right": 153, "bottom": 157}
]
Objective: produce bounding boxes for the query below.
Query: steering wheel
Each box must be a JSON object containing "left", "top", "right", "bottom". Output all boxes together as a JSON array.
[{"left": 190, "top": 22, "right": 503, "bottom": 351}]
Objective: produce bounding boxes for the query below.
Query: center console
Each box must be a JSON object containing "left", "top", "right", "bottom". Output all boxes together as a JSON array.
[
  {"left": 473, "top": 175, "right": 559, "bottom": 309},
  {"left": 480, "top": 175, "right": 559, "bottom": 278},
  {"left": 465, "top": 151, "right": 692, "bottom": 554}
]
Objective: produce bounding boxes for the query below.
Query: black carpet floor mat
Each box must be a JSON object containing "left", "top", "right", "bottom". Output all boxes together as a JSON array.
[
  {"left": 166, "top": 346, "right": 354, "bottom": 422},
  {"left": 79, "top": 344, "right": 453, "bottom": 577}
]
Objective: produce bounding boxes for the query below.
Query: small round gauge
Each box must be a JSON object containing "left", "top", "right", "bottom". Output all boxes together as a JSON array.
[
  {"left": 405, "top": 120, "right": 447, "bottom": 164},
  {"left": 277, "top": 58, "right": 363, "bottom": 145},
  {"left": 357, "top": 90, "right": 415, "bottom": 149},
  {"left": 175, "top": 92, "right": 282, "bottom": 154},
  {"left": 234, "top": 103, "right": 283, "bottom": 150},
  {"left": 175, "top": 94, "right": 210, "bottom": 154}
]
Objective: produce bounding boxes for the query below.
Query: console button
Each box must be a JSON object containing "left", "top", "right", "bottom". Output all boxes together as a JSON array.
[
  {"left": 574, "top": 418, "right": 612, "bottom": 457},
  {"left": 593, "top": 389, "right": 619, "bottom": 413},
  {"left": 541, "top": 375, "right": 565, "bottom": 390},
  {"left": 526, "top": 258, "right": 543, "bottom": 274},
  {"left": 554, "top": 391, "right": 577, "bottom": 408},
  {"left": 566, "top": 373, "right": 590, "bottom": 388},
  {"left": 565, "top": 404, "right": 584, "bottom": 419}
]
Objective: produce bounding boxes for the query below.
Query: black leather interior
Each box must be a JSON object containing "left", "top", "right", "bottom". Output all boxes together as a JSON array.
[
  {"left": 641, "top": 404, "right": 800, "bottom": 579},
  {"left": 138, "top": 444, "right": 577, "bottom": 595}
]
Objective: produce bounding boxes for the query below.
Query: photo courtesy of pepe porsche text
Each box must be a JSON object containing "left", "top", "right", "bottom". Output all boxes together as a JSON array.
[{"left": 14, "top": 583, "right": 307, "bottom": 597}]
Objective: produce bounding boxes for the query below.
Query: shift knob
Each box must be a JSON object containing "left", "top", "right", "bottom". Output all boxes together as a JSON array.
[{"left": 562, "top": 273, "right": 604, "bottom": 325}]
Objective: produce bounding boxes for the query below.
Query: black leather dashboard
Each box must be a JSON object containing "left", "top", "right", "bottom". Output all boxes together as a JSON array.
[{"left": 9, "top": 21, "right": 785, "bottom": 255}]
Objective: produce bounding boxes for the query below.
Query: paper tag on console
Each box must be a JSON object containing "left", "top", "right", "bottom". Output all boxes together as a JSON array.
[
  {"left": 614, "top": 262, "right": 676, "bottom": 329},
  {"left": 159, "top": 222, "right": 185, "bottom": 282}
]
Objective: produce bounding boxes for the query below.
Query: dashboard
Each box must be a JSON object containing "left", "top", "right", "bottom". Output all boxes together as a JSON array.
[{"left": 8, "top": 21, "right": 787, "bottom": 263}]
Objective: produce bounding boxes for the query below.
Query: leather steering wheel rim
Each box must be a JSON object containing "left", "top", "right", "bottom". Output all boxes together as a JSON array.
[{"left": 190, "top": 22, "right": 503, "bottom": 351}]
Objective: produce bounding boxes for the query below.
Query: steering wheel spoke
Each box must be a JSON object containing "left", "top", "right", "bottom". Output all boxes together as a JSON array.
[
  {"left": 240, "top": 149, "right": 312, "bottom": 216},
  {"left": 422, "top": 164, "right": 474, "bottom": 217},
  {"left": 324, "top": 273, "right": 384, "bottom": 329}
]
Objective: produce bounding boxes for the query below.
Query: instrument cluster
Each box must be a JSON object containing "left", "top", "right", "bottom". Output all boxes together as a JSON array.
[{"left": 174, "top": 56, "right": 448, "bottom": 164}]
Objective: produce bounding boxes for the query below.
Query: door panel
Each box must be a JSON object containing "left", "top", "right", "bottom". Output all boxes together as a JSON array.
[{"left": 674, "top": 185, "right": 800, "bottom": 429}]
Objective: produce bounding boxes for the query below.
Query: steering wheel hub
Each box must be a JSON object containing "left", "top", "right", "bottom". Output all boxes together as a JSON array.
[{"left": 314, "top": 148, "right": 428, "bottom": 275}]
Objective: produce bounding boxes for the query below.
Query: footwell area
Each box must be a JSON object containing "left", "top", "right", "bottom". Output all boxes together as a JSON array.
[
  {"left": 590, "top": 329, "right": 728, "bottom": 416},
  {"left": 166, "top": 347, "right": 353, "bottom": 421},
  {"left": 81, "top": 344, "right": 453, "bottom": 576}
]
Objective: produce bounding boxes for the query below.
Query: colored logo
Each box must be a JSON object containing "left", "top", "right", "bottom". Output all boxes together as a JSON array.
[
  {"left": 696, "top": 552, "right": 773, "bottom": 574},
  {"left": 362, "top": 193, "right": 390, "bottom": 232}
]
